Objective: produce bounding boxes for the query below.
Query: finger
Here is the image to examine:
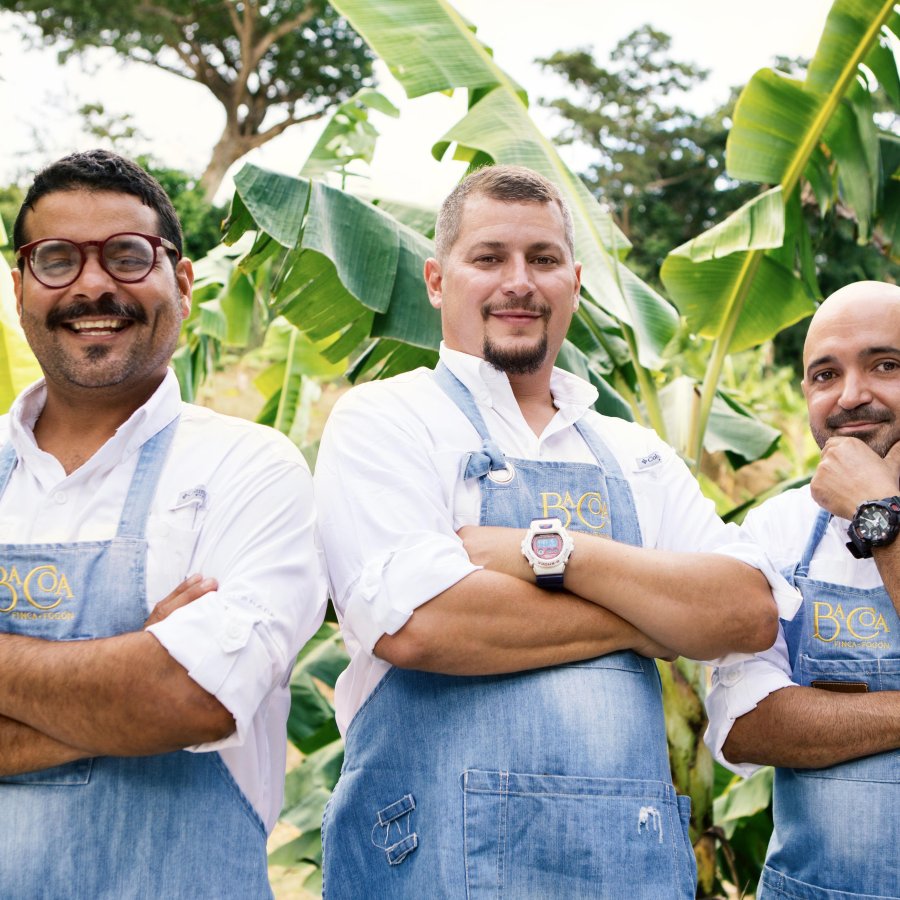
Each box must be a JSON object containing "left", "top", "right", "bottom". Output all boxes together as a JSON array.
[
  {"left": 884, "top": 440, "right": 900, "bottom": 475},
  {"left": 144, "top": 575, "right": 217, "bottom": 628}
]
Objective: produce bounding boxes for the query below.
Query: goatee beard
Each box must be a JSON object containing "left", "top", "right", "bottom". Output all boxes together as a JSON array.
[{"left": 482, "top": 332, "right": 549, "bottom": 376}]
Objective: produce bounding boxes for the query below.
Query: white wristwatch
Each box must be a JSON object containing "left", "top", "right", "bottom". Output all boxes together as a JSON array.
[{"left": 521, "top": 517, "right": 575, "bottom": 589}]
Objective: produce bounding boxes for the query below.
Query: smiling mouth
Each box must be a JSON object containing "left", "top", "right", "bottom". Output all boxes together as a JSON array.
[{"left": 64, "top": 318, "right": 132, "bottom": 335}]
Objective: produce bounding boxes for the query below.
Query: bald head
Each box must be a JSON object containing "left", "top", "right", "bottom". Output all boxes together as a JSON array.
[
  {"left": 803, "top": 281, "right": 900, "bottom": 375},
  {"left": 802, "top": 280, "right": 900, "bottom": 455}
]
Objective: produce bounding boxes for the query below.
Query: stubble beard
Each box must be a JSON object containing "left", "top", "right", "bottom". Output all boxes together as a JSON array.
[
  {"left": 21, "top": 293, "right": 179, "bottom": 391},
  {"left": 813, "top": 405, "right": 900, "bottom": 458}
]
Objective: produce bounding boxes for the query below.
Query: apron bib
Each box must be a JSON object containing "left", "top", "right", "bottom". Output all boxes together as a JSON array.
[
  {"left": 0, "top": 420, "right": 272, "bottom": 900},
  {"left": 322, "top": 364, "right": 696, "bottom": 899},
  {"left": 759, "top": 509, "right": 900, "bottom": 899}
]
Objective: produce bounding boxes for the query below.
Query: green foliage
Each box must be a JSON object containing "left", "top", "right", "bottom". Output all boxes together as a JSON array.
[
  {"left": 539, "top": 27, "right": 757, "bottom": 288},
  {"left": 138, "top": 159, "right": 228, "bottom": 260},
  {"left": 0, "top": 0, "right": 375, "bottom": 194}
]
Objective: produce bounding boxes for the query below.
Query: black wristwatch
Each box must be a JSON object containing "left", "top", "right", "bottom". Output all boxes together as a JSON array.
[{"left": 846, "top": 496, "right": 900, "bottom": 559}]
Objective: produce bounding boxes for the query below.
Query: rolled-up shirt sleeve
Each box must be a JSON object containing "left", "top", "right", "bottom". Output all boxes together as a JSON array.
[
  {"left": 704, "top": 626, "right": 797, "bottom": 777},
  {"left": 148, "top": 444, "right": 327, "bottom": 750},
  {"left": 315, "top": 382, "right": 479, "bottom": 655}
]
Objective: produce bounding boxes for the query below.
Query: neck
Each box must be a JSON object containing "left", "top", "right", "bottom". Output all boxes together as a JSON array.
[
  {"left": 507, "top": 369, "right": 557, "bottom": 437},
  {"left": 34, "top": 378, "right": 162, "bottom": 475}
]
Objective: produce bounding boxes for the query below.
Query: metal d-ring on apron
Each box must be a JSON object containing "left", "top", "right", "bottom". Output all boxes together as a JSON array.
[
  {"left": 0, "top": 418, "right": 273, "bottom": 900},
  {"left": 759, "top": 508, "right": 900, "bottom": 900},
  {"left": 321, "top": 363, "right": 696, "bottom": 899}
]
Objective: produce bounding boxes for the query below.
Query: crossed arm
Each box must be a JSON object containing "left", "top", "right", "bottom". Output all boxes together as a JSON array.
[
  {"left": 722, "top": 437, "right": 900, "bottom": 769},
  {"left": 376, "top": 529, "right": 776, "bottom": 672},
  {"left": 0, "top": 576, "right": 232, "bottom": 777}
]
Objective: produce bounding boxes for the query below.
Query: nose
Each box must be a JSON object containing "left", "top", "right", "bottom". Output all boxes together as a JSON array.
[
  {"left": 70, "top": 247, "right": 117, "bottom": 297},
  {"left": 501, "top": 255, "right": 535, "bottom": 299},
  {"left": 838, "top": 370, "right": 874, "bottom": 409}
]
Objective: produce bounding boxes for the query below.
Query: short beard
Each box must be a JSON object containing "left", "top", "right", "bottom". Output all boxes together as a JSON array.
[
  {"left": 813, "top": 405, "right": 899, "bottom": 457},
  {"left": 482, "top": 332, "right": 549, "bottom": 376}
]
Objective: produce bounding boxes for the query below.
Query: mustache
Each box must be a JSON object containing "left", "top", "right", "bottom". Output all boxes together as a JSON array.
[
  {"left": 46, "top": 298, "right": 148, "bottom": 329},
  {"left": 481, "top": 299, "right": 551, "bottom": 320},
  {"left": 825, "top": 407, "right": 892, "bottom": 429}
]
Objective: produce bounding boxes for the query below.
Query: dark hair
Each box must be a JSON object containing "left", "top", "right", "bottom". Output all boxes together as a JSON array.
[
  {"left": 13, "top": 150, "right": 184, "bottom": 262},
  {"left": 434, "top": 164, "right": 575, "bottom": 262}
]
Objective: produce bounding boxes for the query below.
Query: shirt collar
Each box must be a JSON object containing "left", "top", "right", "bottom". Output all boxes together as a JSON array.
[
  {"left": 437, "top": 343, "right": 598, "bottom": 423},
  {"left": 8, "top": 369, "right": 182, "bottom": 479}
]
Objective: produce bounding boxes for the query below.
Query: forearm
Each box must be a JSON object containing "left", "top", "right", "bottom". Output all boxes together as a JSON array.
[
  {"left": 0, "top": 631, "right": 234, "bottom": 756},
  {"left": 0, "top": 714, "right": 87, "bottom": 776},
  {"left": 565, "top": 540, "right": 777, "bottom": 658},
  {"left": 373, "top": 568, "right": 666, "bottom": 675},
  {"left": 461, "top": 526, "right": 777, "bottom": 659},
  {"left": 723, "top": 685, "right": 900, "bottom": 768}
]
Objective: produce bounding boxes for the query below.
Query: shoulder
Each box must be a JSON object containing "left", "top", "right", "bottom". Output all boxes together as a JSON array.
[
  {"left": 324, "top": 367, "right": 453, "bottom": 439},
  {"left": 741, "top": 485, "right": 818, "bottom": 557},
  {"left": 175, "top": 403, "right": 310, "bottom": 475},
  {"left": 330, "top": 368, "right": 442, "bottom": 413}
]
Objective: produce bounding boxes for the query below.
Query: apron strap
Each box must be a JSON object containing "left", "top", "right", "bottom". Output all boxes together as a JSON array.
[
  {"left": 116, "top": 417, "right": 180, "bottom": 540},
  {"left": 792, "top": 507, "right": 831, "bottom": 582},
  {"left": 0, "top": 443, "right": 17, "bottom": 497},
  {"left": 433, "top": 362, "right": 512, "bottom": 481}
]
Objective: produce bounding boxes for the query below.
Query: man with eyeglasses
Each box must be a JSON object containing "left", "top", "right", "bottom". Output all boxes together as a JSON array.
[{"left": 0, "top": 150, "right": 326, "bottom": 897}]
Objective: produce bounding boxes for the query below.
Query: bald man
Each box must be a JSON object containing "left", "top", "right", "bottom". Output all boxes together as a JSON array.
[{"left": 705, "top": 281, "right": 900, "bottom": 900}]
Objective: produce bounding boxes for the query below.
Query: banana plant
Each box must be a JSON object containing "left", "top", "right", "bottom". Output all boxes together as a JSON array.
[
  {"left": 661, "top": 0, "right": 900, "bottom": 470},
  {"left": 0, "top": 219, "right": 41, "bottom": 413}
]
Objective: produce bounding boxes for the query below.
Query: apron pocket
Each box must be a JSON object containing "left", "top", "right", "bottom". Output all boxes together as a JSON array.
[
  {"left": 558, "top": 649, "right": 646, "bottom": 673},
  {"left": 0, "top": 757, "right": 93, "bottom": 785},
  {"left": 462, "top": 769, "right": 694, "bottom": 900}
]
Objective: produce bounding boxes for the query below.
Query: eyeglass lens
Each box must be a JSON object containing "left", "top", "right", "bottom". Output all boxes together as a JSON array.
[{"left": 30, "top": 235, "right": 158, "bottom": 286}]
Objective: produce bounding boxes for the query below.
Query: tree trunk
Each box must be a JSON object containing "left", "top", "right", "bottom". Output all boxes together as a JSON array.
[{"left": 199, "top": 125, "right": 251, "bottom": 203}]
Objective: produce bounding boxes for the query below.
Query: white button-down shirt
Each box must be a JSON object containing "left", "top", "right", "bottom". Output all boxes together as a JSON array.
[
  {"left": 315, "top": 345, "right": 797, "bottom": 735},
  {"left": 704, "top": 484, "right": 877, "bottom": 777},
  {"left": 0, "top": 370, "right": 327, "bottom": 830}
]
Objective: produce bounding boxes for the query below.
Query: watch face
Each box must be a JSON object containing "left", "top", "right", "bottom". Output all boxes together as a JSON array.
[
  {"left": 857, "top": 505, "right": 893, "bottom": 541},
  {"left": 532, "top": 533, "right": 563, "bottom": 560}
]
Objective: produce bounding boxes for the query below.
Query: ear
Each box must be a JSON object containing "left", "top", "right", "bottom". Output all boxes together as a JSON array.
[
  {"left": 424, "top": 258, "right": 443, "bottom": 310},
  {"left": 11, "top": 267, "right": 23, "bottom": 320},
  {"left": 176, "top": 258, "right": 194, "bottom": 319},
  {"left": 573, "top": 261, "right": 582, "bottom": 311}
]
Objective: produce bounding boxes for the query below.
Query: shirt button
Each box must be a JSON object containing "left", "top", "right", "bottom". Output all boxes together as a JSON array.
[
  {"left": 53, "top": 491, "right": 67, "bottom": 505},
  {"left": 226, "top": 622, "right": 244, "bottom": 640},
  {"left": 717, "top": 664, "right": 744, "bottom": 687}
]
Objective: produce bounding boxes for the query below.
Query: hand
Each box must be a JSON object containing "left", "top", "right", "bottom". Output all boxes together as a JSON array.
[
  {"left": 143, "top": 574, "right": 218, "bottom": 629},
  {"left": 810, "top": 438, "right": 900, "bottom": 519},
  {"left": 457, "top": 525, "right": 532, "bottom": 581}
]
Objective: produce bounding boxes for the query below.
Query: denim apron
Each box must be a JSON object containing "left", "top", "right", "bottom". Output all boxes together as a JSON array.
[
  {"left": 759, "top": 508, "right": 900, "bottom": 899},
  {"left": 322, "top": 364, "right": 696, "bottom": 899},
  {"left": 0, "top": 419, "right": 272, "bottom": 900}
]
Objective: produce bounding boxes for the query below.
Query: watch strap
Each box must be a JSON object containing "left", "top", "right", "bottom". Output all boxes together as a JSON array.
[{"left": 536, "top": 573, "right": 565, "bottom": 590}]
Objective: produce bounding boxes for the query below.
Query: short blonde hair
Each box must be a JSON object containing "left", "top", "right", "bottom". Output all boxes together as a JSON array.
[{"left": 434, "top": 165, "right": 575, "bottom": 261}]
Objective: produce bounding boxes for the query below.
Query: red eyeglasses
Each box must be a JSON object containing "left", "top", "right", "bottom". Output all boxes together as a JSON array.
[{"left": 16, "top": 232, "right": 181, "bottom": 289}]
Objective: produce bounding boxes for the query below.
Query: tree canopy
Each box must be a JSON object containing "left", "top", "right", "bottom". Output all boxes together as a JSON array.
[
  {"left": 538, "top": 26, "right": 757, "bottom": 287},
  {"left": 1, "top": 0, "right": 375, "bottom": 198}
]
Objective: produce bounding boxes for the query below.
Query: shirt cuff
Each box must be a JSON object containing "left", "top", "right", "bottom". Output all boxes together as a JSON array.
[
  {"left": 341, "top": 535, "right": 479, "bottom": 654},
  {"left": 704, "top": 660, "right": 796, "bottom": 777},
  {"left": 147, "top": 590, "right": 282, "bottom": 751}
]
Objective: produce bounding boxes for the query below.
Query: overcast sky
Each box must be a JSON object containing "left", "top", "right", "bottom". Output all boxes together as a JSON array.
[{"left": 1, "top": 0, "right": 834, "bottom": 206}]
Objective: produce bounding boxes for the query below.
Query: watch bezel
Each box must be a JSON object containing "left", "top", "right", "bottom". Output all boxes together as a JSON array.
[{"left": 846, "top": 496, "right": 900, "bottom": 559}]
